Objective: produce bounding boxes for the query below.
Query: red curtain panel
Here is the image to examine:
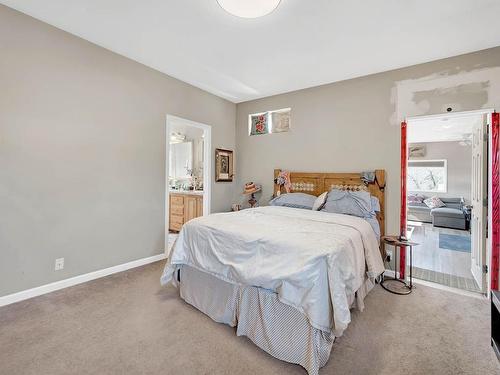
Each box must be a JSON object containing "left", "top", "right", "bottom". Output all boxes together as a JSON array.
[
  {"left": 400, "top": 121, "right": 407, "bottom": 279},
  {"left": 492, "top": 112, "right": 499, "bottom": 290}
]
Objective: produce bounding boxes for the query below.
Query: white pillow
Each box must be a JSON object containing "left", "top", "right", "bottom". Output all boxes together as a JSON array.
[
  {"left": 424, "top": 196, "right": 445, "bottom": 209},
  {"left": 312, "top": 192, "right": 328, "bottom": 211}
]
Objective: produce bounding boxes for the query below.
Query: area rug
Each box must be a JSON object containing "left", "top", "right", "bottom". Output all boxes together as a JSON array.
[{"left": 439, "top": 233, "right": 471, "bottom": 252}]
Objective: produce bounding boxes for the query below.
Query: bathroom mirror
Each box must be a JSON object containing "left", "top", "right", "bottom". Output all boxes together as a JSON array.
[{"left": 169, "top": 141, "right": 193, "bottom": 180}]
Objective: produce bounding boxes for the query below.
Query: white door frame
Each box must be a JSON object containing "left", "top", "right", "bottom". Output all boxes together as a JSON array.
[
  {"left": 470, "top": 114, "right": 488, "bottom": 289},
  {"left": 406, "top": 109, "right": 494, "bottom": 122},
  {"left": 406, "top": 108, "right": 494, "bottom": 294},
  {"left": 165, "top": 115, "right": 212, "bottom": 254}
]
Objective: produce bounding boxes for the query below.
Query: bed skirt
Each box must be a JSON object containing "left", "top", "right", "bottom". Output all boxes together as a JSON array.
[{"left": 177, "top": 265, "right": 374, "bottom": 375}]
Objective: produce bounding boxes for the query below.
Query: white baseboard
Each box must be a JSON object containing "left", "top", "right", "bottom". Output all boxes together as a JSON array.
[{"left": 0, "top": 253, "right": 167, "bottom": 307}]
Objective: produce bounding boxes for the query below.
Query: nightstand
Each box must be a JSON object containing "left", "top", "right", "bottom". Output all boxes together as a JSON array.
[{"left": 381, "top": 236, "right": 419, "bottom": 295}]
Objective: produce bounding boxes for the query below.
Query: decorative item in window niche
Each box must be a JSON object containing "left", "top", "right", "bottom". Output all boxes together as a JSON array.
[
  {"left": 409, "top": 145, "right": 426, "bottom": 157},
  {"left": 215, "top": 148, "right": 234, "bottom": 182},
  {"left": 271, "top": 109, "right": 291, "bottom": 133},
  {"left": 250, "top": 113, "right": 269, "bottom": 135}
]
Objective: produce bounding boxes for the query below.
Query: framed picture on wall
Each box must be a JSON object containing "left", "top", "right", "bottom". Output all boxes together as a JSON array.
[
  {"left": 409, "top": 145, "right": 426, "bottom": 157},
  {"left": 215, "top": 148, "right": 234, "bottom": 182}
]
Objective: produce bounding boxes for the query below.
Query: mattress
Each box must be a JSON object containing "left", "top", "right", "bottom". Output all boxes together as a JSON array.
[
  {"left": 178, "top": 265, "right": 375, "bottom": 375},
  {"left": 162, "top": 206, "right": 384, "bottom": 335}
]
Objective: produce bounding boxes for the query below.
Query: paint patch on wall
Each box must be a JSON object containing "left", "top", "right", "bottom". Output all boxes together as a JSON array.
[
  {"left": 395, "top": 66, "right": 500, "bottom": 122},
  {"left": 412, "top": 81, "right": 490, "bottom": 114}
]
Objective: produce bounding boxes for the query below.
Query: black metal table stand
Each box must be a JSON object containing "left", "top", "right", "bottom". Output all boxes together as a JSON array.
[{"left": 380, "top": 241, "right": 413, "bottom": 295}]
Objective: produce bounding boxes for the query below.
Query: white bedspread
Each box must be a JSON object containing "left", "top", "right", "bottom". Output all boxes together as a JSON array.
[{"left": 161, "top": 206, "right": 384, "bottom": 335}]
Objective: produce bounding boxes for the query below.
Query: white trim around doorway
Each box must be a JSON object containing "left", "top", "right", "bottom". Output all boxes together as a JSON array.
[
  {"left": 406, "top": 108, "right": 494, "bottom": 122},
  {"left": 405, "top": 108, "right": 494, "bottom": 296}
]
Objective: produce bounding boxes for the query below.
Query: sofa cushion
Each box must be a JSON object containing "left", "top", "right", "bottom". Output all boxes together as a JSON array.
[
  {"left": 424, "top": 196, "right": 446, "bottom": 209},
  {"left": 431, "top": 207, "right": 465, "bottom": 219},
  {"left": 440, "top": 198, "right": 464, "bottom": 210},
  {"left": 408, "top": 193, "right": 425, "bottom": 204},
  {"left": 441, "top": 198, "right": 463, "bottom": 204},
  {"left": 408, "top": 202, "right": 429, "bottom": 209}
]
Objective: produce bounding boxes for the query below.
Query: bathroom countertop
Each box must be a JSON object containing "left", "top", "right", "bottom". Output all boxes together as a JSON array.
[{"left": 169, "top": 189, "right": 204, "bottom": 196}]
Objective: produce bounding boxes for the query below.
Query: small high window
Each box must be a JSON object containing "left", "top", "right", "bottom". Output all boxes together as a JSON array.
[{"left": 249, "top": 108, "right": 291, "bottom": 136}]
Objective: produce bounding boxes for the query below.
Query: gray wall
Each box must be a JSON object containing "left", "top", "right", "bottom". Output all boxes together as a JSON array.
[
  {"left": 0, "top": 5, "right": 236, "bottom": 297},
  {"left": 409, "top": 141, "right": 472, "bottom": 204},
  {"left": 2, "top": 3, "right": 500, "bottom": 297},
  {"left": 235, "top": 47, "right": 500, "bottom": 237}
]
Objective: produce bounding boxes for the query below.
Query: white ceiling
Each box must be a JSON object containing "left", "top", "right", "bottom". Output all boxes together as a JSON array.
[
  {"left": 408, "top": 114, "right": 483, "bottom": 143},
  {"left": 2, "top": 0, "right": 500, "bottom": 103}
]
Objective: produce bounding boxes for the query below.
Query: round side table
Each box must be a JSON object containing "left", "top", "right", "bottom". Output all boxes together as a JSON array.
[{"left": 381, "top": 236, "right": 419, "bottom": 295}]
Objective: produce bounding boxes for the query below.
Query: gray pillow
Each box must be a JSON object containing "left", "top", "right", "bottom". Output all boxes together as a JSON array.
[
  {"left": 423, "top": 196, "right": 445, "bottom": 209},
  {"left": 321, "top": 189, "right": 373, "bottom": 218},
  {"left": 371, "top": 196, "right": 381, "bottom": 213},
  {"left": 269, "top": 193, "right": 316, "bottom": 210}
]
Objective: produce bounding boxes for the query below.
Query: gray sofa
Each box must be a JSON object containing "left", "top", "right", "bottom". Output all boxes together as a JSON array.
[
  {"left": 408, "top": 196, "right": 467, "bottom": 230},
  {"left": 407, "top": 199, "right": 432, "bottom": 223},
  {"left": 431, "top": 198, "right": 467, "bottom": 230}
]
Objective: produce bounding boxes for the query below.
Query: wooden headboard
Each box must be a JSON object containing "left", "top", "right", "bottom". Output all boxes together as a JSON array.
[{"left": 273, "top": 169, "right": 386, "bottom": 253}]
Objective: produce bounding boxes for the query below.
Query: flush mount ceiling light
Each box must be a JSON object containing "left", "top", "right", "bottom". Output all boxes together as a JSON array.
[{"left": 217, "top": 0, "right": 281, "bottom": 18}]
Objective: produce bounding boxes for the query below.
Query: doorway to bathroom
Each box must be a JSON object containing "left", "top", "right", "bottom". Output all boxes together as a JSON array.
[{"left": 165, "top": 115, "right": 211, "bottom": 255}]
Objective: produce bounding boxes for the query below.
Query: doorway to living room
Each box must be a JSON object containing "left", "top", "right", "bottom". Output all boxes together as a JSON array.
[{"left": 405, "top": 110, "right": 490, "bottom": 293}]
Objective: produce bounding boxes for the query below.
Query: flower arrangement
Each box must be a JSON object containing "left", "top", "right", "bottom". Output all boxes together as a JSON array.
[{"left": 275, "top": 174, "right": 287, "bottom": 186}]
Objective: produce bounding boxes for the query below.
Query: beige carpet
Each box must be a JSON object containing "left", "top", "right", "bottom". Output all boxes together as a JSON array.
[{"left": 0, "top": 261, "right": 498, "bottom": 375}]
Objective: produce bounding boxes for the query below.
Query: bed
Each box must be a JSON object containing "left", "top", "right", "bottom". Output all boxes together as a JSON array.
[{"left": 161, "top": 170, "right": 386, "bottom": 375}]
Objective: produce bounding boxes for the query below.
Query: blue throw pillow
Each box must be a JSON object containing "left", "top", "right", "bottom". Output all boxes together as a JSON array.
[
  {"left": 269, "top": 193, "right": 316, "bottom": 210},
  {"left": 321, "top": 189, "right": 373, "bottom": 218}
]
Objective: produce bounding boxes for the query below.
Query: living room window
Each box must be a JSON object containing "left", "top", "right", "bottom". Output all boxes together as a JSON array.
[{"left": 408, "top": 159, "right": 447, "bottom": 193}]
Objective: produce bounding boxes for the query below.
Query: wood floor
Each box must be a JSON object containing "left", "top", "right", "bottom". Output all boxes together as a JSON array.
[{"left": 409, "top": 222, "right": 479, "bottom": 292}]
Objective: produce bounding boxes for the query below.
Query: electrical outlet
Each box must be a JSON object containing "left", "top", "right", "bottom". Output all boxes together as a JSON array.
[
  {"left": 55, "top": 258, "right": 64, "bottom": 271},
  {"left": 385, "top": 250, "right": 393, "bottom": 263}
]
